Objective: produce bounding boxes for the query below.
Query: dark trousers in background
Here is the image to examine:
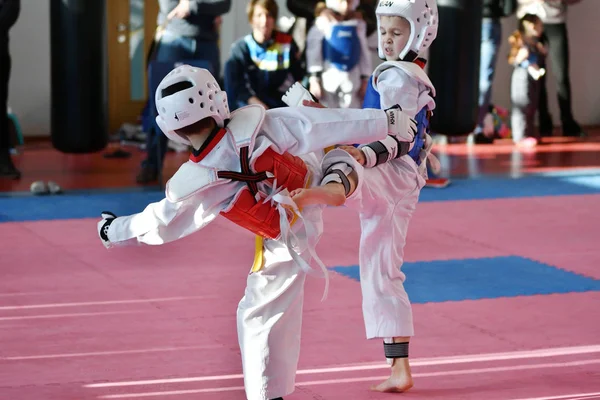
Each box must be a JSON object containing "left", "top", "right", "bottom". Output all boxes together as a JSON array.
[
  {"left": 538, "top": 22, "right": 580, "bottom": 135},
  {"left": 476, "top": 17, "right": 502, "bottom": 133},
  {"left": 0, "top": 39, "right": 11, "bottom": 154}
]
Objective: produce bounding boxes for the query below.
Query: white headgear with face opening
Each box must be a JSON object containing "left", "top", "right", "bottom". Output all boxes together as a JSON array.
[
  {"left": 376, "top": 0, "right": 439, "bottom": 61},
  {"left": 155, "top": 65, "right": 229, "bottom": 145},
  {"left": 325, "top": 0, "right": 360, "bottom": 14}
]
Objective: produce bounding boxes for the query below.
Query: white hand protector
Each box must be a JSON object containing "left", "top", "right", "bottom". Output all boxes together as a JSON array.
[
  {"left": 98, "top": 211, "right": 117, "bottom": 249},
  {"left": 384, "top": 105, "right": 418, "bottom": 142},
  {"left": 281, "top": 82, "right": 319, "bottom": 107}
]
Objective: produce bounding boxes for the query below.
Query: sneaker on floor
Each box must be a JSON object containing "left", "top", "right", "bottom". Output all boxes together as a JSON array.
[
  {"left": 30, "top": 180, "right": 48, "bottom": 195},
  {"left": 563, "top": 122, "right": 587, "bottom": 137},
  {"left": 516, "top": 137, "right": 538, "bottom": 148},
  {"left": 425, "top": 178, "right": 451, "bottom": 188},
  {"left": 47, "top": 181, "right": 63, "bottom": 194},
  {"left": 136, "top": 166, "right": 158, "bottom": 184}
]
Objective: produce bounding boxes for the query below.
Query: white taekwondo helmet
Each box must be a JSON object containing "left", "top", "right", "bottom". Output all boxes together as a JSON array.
[
  {"left": 155, "top": 65, "right": 229, "bottom": 146},
  {"left": 376, "top": 0, "right": 439, "bottom": 61},
  {"left": 325, "top": 0, "right": 360, "bottom": 13}
]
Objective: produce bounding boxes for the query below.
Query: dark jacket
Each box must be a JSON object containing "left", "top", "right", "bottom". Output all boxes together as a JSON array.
[
  {"left": 482, "top": 0, "right": 517, "bottom": 18},
  {"left": 225, "top": 31, "right": 304, "bottom": 110},
  {"left": 158, "top": 0, "right": 230, "bottom": 40},
  {"left": 0, "top": 0, "right": 20, "bottom": 40}
]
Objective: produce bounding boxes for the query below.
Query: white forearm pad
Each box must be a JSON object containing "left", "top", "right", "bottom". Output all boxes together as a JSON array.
[
  {"left": 360, "top": 135, "right": 411, "bottom": 168},
  {"left": 321, "top": 161, "right": 354, "bottom": 196},
  {"left": 320, "top": 148, "right": 364, "bottom": 199},
  {"left": 281, "top": 81, "right": 318, "bottom": 107}
]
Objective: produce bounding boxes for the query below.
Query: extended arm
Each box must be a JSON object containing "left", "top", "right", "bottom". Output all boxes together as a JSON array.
[
  {"left": 261, "top": 106, "right": 404, "bottom": 156},
  {"left": 99, "top": 184, "right": 231, "bottom": 247}
]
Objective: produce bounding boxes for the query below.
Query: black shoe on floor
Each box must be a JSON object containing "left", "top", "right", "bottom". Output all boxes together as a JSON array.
[
  {"left": 472, "top": 133, "right": 494, "bottom": 144},
  {"left": 0, "top": 153, "right": 21, "bottom": 180},
  {"left": 539, "top": 114, "right": 554, "bottom": 137},
  {"left": 539, "top": 128, "right": 554, "bottom": 137},
  {"left": 136, "top": 166, "right": 158, "bottom": 184},
  {"left": 563, "top": 121, "right": 587, "bottom": 137}
]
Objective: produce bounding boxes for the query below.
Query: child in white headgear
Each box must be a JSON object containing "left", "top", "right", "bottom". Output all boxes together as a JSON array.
[{"left": 286, "top": 0, "right": 440, "bottom": 393}]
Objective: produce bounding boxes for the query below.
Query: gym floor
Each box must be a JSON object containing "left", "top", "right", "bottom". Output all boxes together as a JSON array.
[{"left": 1, "top": 130, "right": 599, "bottom": 399}]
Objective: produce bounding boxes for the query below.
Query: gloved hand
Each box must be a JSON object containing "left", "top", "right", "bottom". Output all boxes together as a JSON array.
[
  {"left": 98, "top": 211, "right": 117, "bottom": 249},
  {"left": 384, "top": 105, "right": 417, "bottom": 143}
]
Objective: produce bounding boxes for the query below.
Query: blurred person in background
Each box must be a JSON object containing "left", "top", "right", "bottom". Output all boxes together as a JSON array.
[
  {"left": 286, "top": 0, "right": 376, "bottom": 78},
  {"left": 517, "top": 0, "right": 584, "bottom": 137},
  {"left": 472, "top": 0, "right": 517, "bottom": 145},
  {"left": 508, "top": 13, "right": 547, "bottom": 148},
  {"left": 137, "top": 0, "right": 231, "bottom": 184},
  {"left": 0, "top": 0, "right": 20, "bottom": 179},
  {"left": 224, "top": 0, "right": 304, "bottom": 111},
  {"left": 305, "top": 0, "right": 372, "bottom": 109}
]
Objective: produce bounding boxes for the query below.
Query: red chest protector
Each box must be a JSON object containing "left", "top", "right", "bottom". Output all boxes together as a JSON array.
[{"left": 217, "top": 146, "right": 308, "bottom": 240}]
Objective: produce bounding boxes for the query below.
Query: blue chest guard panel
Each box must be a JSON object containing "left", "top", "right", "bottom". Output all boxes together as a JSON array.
[
  {"left": 322, "top": 24, "right": 361, "bottom": 72},
  {"left": 408, "top": 107, "right": 429, "bottom": 163},
  {"left": 363, "top": 75, "right": 380, "bottom": 109}
]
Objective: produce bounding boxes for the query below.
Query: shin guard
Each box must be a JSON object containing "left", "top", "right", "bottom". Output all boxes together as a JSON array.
[{"left": 384, "top": 339, "right": 409, "bottom": 364}]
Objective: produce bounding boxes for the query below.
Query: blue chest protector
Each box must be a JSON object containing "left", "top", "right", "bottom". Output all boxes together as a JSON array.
[
  {"left": 362, "top": 75, "right": 428, "bottom": 165},
  {"left": 322, "top": 24, "right": 361, "bottom": 72}
]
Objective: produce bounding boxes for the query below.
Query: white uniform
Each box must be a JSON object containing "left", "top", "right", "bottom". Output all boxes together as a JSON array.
[
  {"left": 105, "top": 104, "right": 388, "bottom": 400},
  {"left": 306, "top": 16, "right": 372, "bottom": 108},
  {"left": 338, "top": 61, "right": 436, "bottom": 340}
]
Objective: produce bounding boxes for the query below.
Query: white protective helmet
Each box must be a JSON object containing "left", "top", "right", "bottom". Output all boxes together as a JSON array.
[
  {"left": 376, "top": 0, "right": 439, "bottom": 61},
  {"left": 155, "top": 65, "right": 229, "bottom": 145},
  {"left": 325, "top": 0, "right": 359, "bottom": 14}
]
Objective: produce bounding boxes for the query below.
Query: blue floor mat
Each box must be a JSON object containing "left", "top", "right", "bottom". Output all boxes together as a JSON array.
[
  {"left": 331, "top": 256, "right": 600, "bottom": 303},
  {"left": 1, "top": 172, "right": 599, "bottom": 222}
]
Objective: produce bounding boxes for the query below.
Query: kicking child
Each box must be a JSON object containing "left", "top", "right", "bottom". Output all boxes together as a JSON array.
[
  {"left": 286, "top": 0, "right": 440, "bottom": 393},
  {"left": 97, "top": 65, "right": 413, "bottom": 400}
]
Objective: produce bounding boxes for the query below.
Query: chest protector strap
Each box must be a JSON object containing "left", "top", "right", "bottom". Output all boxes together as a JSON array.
[
  {"left": 219, "top": 147, "right": 309, "bottom": 240},
  {"left": 217, "top": 146, "right": 268, "bottom": 198}
]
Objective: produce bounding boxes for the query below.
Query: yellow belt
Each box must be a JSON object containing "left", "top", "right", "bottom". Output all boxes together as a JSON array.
[{"left": 251, "top": 173, "right": 312, "bottom": 273}]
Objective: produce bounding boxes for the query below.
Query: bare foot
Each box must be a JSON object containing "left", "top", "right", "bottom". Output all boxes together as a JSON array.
[
  {"left": 290, "top": 185, "right": 346, "bottom": 209},
  {"left": 370, "top": 358, "right": 414, "bottom": 393}
]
